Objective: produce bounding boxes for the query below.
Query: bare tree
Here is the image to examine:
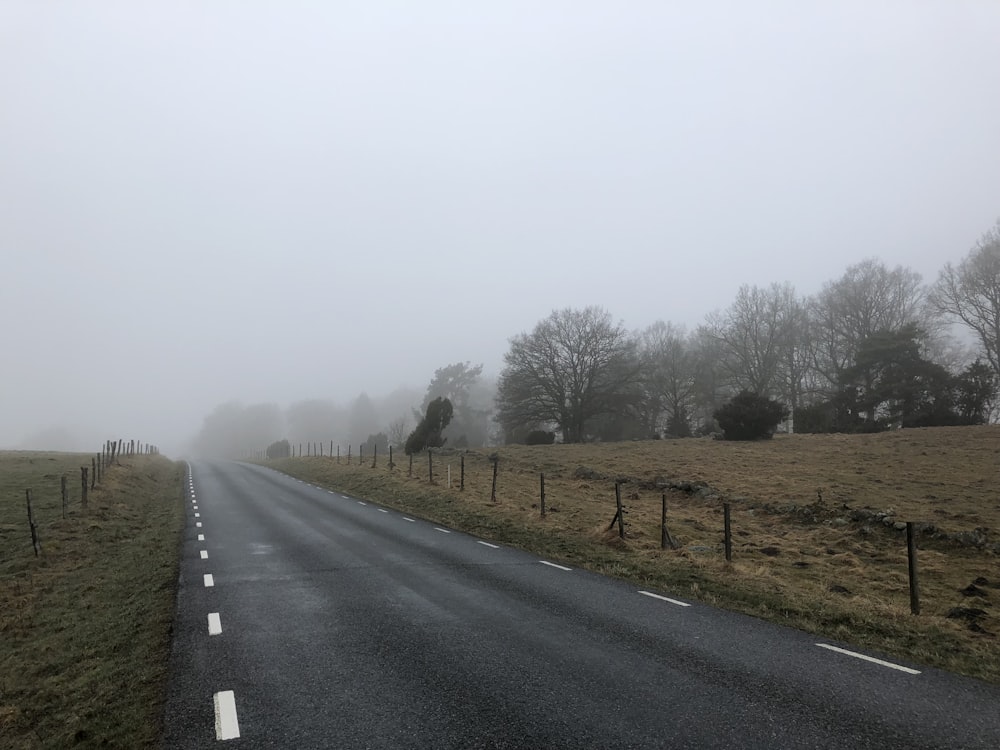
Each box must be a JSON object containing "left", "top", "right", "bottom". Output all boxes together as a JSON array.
[
  {"left": 811, "top": 259, "right": 926, "bottom": 388},
  {"left": 637, "top": 321, "right": 696, "bottom": 436},
  {"left": 704, "top": 282, "right": 801, "bottom": 399},
  {"left": 387, "top": 415, "right": 410, "bottom": 449},
  {"left": 931, "top": 220, "right": 1000, "bottom": 383},
  {"left": 496, "top": 306, "right": 641, "bottom": 443}
]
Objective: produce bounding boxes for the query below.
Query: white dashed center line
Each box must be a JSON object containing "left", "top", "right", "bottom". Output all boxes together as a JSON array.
[
  {"left": 358, "top": 501, "right": 367, "bottom": 506},
  {"left": 403, "top": 517, "right": 416, "bottom": 523},
  {"left": 540, "top": 560, "right": 571, "bottom": 571},
  {"left": 816, "top": 644, "right": 921, "bottom": 674},
  {"left": 204, "top": 574, "right": 214, "bottom": 587},
  {"left": 200, "top": 550, "right": 208, "bottom": 560},
  {"left": 477, "top": 541, "right": 500, "bottom": 549},
  {"left": 378, "top": 508, "right": 389, "bottom": 513},
  {"left": 208, "top": 612, "right": 222, "bottom": 636},
  {"left": 196, "top": 522, "right": 202, "bottom": 528},
  {"left": 434, "top": 527, "right": 451, "bottom": 534},
  {"left": 213, "top": 691, "right": 241, "bottom": 740},
  {"left": 198, "top": 534, "right": 205, "bottom": 541},
  {"left": 195, "top": 513, "right": 200, "bottom": 518},
  {"left": 638, "top": 590, "right": 691, "bottom": 607}
]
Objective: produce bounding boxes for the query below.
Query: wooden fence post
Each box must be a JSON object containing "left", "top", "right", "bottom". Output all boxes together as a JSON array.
[
  {"left": 389, "top": 445, "right": 394, "bottom": 469},
  {"left": 372, "top": 444, "right": 377, "bottom": 469},
  {"left": 81, "top": 467, "right": 89, "bottom": 510},
  {"left": 615, "top": 482, "right": 624, "bottom": 538},
  {"left": 91, "top": 457, "right": 97, "bottom": 490},
  {"left": 26, "top": 489, "right": 41, "bottom": 556},
  {"left": 360, "top": 444, "right": 365, "bottom": 464},
  {"left": 61, "top": 475, "right": 68, "bottom": 519},
  {"left": 723, "top": 502, "right": 732, "bottom": 561},
  {"left": 540, "top": 473, "right": 546, "bottom": 517},
  {"left": 460, "top": 455, "right": 465, "bottom": 491},
  {"left": 490, "top": 457, "right": 498, "bottom": 503},
  {"left": 408, "top": 452, "right": 413, "bottom": 477},
  {"left": 907, "top": 522, "right": 920, "bottom": 615}
]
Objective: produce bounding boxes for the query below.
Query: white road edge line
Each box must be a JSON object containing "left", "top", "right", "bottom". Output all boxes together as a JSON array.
[
  {"left": 477, "top": 541, "right": 500, "bottom": 549},
  {"left": 208, "top": 612, "right": 222, "bottom": 636},
  {"left": 816, "top": 643, "right": 921, "bottom": 674},
  {"left": 213, "top": 690, "right": 240, "bottom": 740},
  {"left": 638, "top": 590, "right": 691, "bottom": 607},
  {"left": 204, "top": 574, "right": 214, "bottom": 587},
  {"left": 540, "top": 560, "right": 571, "bottom": 571},
  {"left": 434, "top": 527, "right": 451, "bottom": 534},
  {"left": 200, "top": 550, "right": 208, "bottom": 560}
]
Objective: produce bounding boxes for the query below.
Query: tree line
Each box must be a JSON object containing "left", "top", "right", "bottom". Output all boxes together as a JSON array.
[
  {"left": 497, "top": 220, "right": 1000, "bottom": 441},
  {"left": 190, "top": 220, "right": 1000, "bottom": 453}
]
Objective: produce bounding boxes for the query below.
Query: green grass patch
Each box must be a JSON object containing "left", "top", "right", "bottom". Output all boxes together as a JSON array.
[{"left": 0, "top": 451, "right": 186, "bottom": 749}]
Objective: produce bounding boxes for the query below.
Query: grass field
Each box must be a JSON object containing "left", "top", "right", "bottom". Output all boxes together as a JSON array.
[
  {"left": 267, "top": 426, "right": 1000, "bottom": 684},
  {"left": 0, "top": 452, "right": 185, "bottom": 750}
]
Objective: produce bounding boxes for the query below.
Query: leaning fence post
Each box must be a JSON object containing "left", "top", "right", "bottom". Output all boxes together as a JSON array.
[
  {"left": 26, "top": 489, "right": 41, "bottom": 556},
  {"left": 81, "top": 467, "right": 89, "bottom": 510},
  {"left": 907, "top": 522, "right": 920, "bottom": 615},
  {"left": 615, "top": 482, "right": 624, "bottom": 538},
  {"left": 540, "top": 473, "right": 546, "bottom": 517},
  {"left": 723, "top": 502, "right": 733, "bottom": 561}
]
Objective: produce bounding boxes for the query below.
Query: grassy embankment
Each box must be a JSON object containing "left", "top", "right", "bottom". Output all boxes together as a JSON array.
[
  {"left": 267, "top": 426, "right": 1000, "bottom": 684},
  {"left": 0, "top": 452, "right": 185, "bottom": 749}
]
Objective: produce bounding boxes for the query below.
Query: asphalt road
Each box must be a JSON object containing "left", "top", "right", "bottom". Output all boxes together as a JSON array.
[{"left": 161, "top": 460, "right": 1000, "bottom": 749}]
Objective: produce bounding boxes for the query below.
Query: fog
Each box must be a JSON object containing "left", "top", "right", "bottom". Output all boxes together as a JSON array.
[{"left": 2, "top": 2, "right": 998, "bottom": 456}]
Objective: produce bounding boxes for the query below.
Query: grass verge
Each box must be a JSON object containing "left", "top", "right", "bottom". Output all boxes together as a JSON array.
[
  {"left": 264, "top": 427, "right": 1000, "bottom": 685},
  {"left": 0, "top": 452, "right": 185, "bottom": 749}
]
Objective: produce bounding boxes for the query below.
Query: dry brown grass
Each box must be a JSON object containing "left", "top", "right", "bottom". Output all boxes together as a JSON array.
[{"left": 269, "top": 426, "right": 1000, "bottom": 683}]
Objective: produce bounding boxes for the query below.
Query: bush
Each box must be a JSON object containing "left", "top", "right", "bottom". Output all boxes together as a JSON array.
[
  {"left": 714, "top": 391, "right": 789, "bottom": 440},
  {"left": 405, "top": 397, "right": 454, "bottom": 454},
  {"left": 525, "top": 430, "right": 556, "bottom": 445},
  {"left": 266, "top": 439, "right": 291, "bottom": 459}
]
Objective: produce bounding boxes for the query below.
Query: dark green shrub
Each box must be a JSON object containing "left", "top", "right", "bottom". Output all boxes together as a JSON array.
[
  {"left": 525, "top": 430, "right": 556, "bottom": 445},
  {"left": 266, "top": 439, "right": 291, "bottom": 459},
  {"left": 405, "top": 397, "right": 454, "bottom": 454},
  {"left": 714, "top": 391, "right": 788, "bottom": 440}
]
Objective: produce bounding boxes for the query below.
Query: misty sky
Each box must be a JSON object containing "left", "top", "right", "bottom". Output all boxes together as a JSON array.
[{"left": 2, "top": 2, "right": 999, "bottom": 455}]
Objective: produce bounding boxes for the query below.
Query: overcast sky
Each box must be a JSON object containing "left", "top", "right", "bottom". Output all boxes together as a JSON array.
[{"left": 2, "top": 1, "right": 998, "bottom": 455}]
